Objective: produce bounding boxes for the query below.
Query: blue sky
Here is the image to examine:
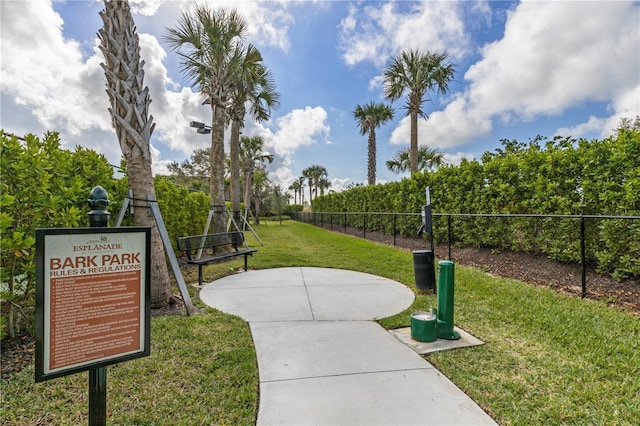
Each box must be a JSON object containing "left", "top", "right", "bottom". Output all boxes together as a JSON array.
[{"left": 1, "top": 0, "right": 639, "bottom": 194}]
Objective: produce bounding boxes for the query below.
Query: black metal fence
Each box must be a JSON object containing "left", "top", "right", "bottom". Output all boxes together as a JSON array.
[{"left": 290, "top": 211, "right": 640, "bottom": 299}]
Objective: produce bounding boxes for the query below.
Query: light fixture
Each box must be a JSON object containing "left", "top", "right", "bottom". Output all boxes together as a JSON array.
[{"left": 190, "top": 121, "right": 211, "bottom": 134}]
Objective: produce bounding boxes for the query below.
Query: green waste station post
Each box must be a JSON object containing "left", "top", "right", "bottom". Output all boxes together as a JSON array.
[
  {"left": 436, "top": 260, "right": 461, "bottom": 340},
  {"left": 414, "top": 187, "right": 436, "bottom": 292}
]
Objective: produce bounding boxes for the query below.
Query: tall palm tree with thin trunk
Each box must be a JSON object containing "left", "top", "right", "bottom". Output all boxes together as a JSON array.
[
  {"left": 288, "top": 180, "right": 302, "bottom": 204},
  {"left": 240, "top": 135, "right": 273, "bottom": 220},
  {"left": 353, "top": 102, "right": 394, "bottom": 185},
  {"left": 386, "top": 146, "right": 446, "bottom": 174},
  {"left": 99, "top": 0, "right": 172, "bottom": 308},
  {"left": 383, "top": 49, "right": 455, "bottom": 175},
  {"left": 229, "top": 58, "right": 280, "bottom": 225},
  {"left": 297, "top": 176, "right": 306, "bottom": 206},
  {"left": 165, "top": 5, "right": 249, "bottom": 233}
]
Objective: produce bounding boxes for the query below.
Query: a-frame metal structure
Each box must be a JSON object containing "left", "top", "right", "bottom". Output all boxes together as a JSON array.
[{"left": 115, "top": 190, "right": 196, "bottom": 316}]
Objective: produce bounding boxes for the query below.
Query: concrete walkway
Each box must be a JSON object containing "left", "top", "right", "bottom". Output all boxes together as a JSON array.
[{"left": 200, "top": 267, "right": 496, "bottom": 425}]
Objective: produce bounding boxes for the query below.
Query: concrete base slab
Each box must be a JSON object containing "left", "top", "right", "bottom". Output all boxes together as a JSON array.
[
  {"left": 258, "top": 369, "right": 496, "bottom": 426},
  {"left": 389, "top": 326, "right": 485, "bottom": 354}
]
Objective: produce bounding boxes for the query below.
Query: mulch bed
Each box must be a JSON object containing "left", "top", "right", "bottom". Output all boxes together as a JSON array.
[
  {"left": 2, "top": 229, "right": 638, "bottom": 380},
  {"left": 331, "top": 225, "right": 640, "bottom": 314}
]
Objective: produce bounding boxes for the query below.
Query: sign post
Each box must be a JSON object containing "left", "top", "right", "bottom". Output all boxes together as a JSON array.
[
  {"left": 88, "top": 185, "right": 109, "bottom": 426},
  {"left": 35, "top": 186, "right": 151, "bottom": 425}
]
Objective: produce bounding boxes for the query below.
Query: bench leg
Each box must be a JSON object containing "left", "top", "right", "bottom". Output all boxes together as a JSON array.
[
  {"left": 244, "top": 254, "right": 248, "bottom": 271},
  {"left": 198, "top": 265, "right": 203, "bottom": 286}
]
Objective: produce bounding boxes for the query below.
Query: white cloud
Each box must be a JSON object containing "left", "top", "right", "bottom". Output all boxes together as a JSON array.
[
  {"left": 242, "top": 106, "right": 330, "bottom": 188},
  {"left": 422, "top": 0, "right": 640, "bottom": 148},
  {"left": 129, "top": 0, "right": 164, "bottom": 16},
  {"left": 555, "top": 116, "right": 607, "bottom": 139},
  {"left": 0, "top": 0, "right": 115, "bottom": 153},
  {"left": 330, "top": 177, "right": 353, "bottom": 193},
  {"left": 443, "top": 151, "right": 475, "bottom": 167},
  {"left": 338, "top": 1, "right": 486, "bottom": 67},
  {"left": 390, "top": 94, "right": 493, "bottom": 149},
  {"left": 266, "top": 106, "right": 331, "bottom": 157}
]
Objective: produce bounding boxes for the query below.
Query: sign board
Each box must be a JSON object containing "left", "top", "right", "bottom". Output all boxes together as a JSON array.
[{"left": 35, "top": 227, "right": 151, "bottom": 382}]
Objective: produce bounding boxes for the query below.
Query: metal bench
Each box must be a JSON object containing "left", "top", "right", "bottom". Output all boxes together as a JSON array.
[{"left": 177, "top": 232, "right": 257, "bottom": 286}]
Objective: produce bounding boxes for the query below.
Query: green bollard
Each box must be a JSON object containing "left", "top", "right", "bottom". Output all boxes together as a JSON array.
[{"left": 436, "top": 260, "right": 461, "bottom": 340}]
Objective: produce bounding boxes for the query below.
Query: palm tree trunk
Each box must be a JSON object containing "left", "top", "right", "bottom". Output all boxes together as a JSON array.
[
  {"left": 368, "top": 130, "right": 376, "bottom": 185},
  {"left": 127, "top": 157, "right": 171, "bottom": 306},
  {"left": 99, "top": 0, "right": 170, "bottom": 308},
  {"left": 242, "top": 168, "right": 251, "bottom": 217},
  {"left": 410, "top": 111, "right": 418, "bottom": 175},
  {"left": 229, "top": 119, "right": 241, "bottom": 226},
  {"left": 254, "top": 188, "right": 261, "bottom": 225},
  {"left": 210, "top": 103, "right": 227, "bottom": 232}
]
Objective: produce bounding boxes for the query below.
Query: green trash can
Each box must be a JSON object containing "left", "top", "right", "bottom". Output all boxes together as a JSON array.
[{"left": 410, "top": 311, "right": 437, "bottom": 342}]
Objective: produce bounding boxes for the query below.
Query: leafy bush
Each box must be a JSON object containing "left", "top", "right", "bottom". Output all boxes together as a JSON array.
[
  {"left": 284, "top": 204, "right": 303, "bottom": 213},
  {"left": 1, "top": 131, "right": 118, "bottom": 337}
]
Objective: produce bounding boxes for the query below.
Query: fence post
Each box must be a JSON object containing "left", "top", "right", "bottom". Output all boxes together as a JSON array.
[
  {"left": 580, "top": 215, "right": 586, "bottom": 298},
  {"left": 393, "top": 214, "right": 397, "bottom": 246},
  {"left": 363, "top": 212, "right": 366, "bottom": 239}
]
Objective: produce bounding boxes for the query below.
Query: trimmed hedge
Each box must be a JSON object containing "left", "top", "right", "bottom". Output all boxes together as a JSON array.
[{"left": 312, "top": 131, "right": 640, "bottom": 279}]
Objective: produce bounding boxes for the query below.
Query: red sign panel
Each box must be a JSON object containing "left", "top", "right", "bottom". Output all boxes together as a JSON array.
[{"left": 35, "top": 227, "right": 150, "bottom": 382}]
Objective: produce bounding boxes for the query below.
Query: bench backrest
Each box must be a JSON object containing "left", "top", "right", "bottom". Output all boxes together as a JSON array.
[{"left": 177, "top": 232, "right": 246, "bottom": 260}]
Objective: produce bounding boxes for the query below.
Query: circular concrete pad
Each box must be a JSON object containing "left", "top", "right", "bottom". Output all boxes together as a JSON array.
[{"left": 200, "top": 267, "right": 415, "bottom": 321}]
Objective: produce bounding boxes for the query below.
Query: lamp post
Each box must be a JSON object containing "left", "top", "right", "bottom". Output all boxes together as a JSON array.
[{"left": 189, "top": 120, "right": 211, "bottom": 134}]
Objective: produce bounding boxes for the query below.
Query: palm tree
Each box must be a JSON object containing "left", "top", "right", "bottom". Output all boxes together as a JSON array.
[
  {"left": 386, "top": 146, "right": 445, "bottom": 174},
  {"left": 383, "top": 49, "right": 455, "bottom": 175},
  {"left": 302, "top": 167, "right": 314, "bottom": 203},
  {"left": 297, "top": 176, "right": 306, "bottom": 206},
  {"left": 353, "top": 102, "right": 394, "bottom": 185},
  {"left": 228, "top": 56, "right": 280, "bottom": 224},
  {"left": 165, "top": 5, "right": 249, "bottom": 233},
  {"left": 302, "top": 165, "right": 328, "bottom": 201},
  {"left": 99, "top": 0, "right": 172, "bottom": 308},
  {"left": 288, "top": 180, "right": 302, "bottom": 204},
  {"left": 251, "top": 168, "right": 270, "bottom": 225},
  {"left": 240, "top": 135, "right": 273, "bottom": 219},
  {"left": 318, "top": 177, "right": 332, "bottom": 196}
]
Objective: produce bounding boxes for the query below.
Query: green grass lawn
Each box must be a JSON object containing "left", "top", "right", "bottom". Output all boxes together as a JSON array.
[{"left": 2, "top": 220, "right": 638, "bottom": 425}]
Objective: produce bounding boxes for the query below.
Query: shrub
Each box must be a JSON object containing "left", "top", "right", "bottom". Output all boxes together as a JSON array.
[{"left": 1, "top": 131, "right": 117, "bottom": 337}]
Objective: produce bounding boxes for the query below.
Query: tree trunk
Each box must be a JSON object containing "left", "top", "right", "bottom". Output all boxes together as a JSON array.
[
  {"left": 254, "top": 191, "right": 261, "bottom": 225},
  {"left": 243, "top": 167, "right": 252, "bottom": 219},
  {"left": 410, "top": 111, "right": 418, "bottom": 175},
  {"left": 368, "top": 130, "right": 376, "bottom": 185},
  {"left": 210, "top": 103, "right": 227, "bottom": 233},
  {"left": 229, "top": 119, "right": 242, "bottom": 227},
  {"left": 127, "top": 156, "right": 171, "bottom": 307},
  {"left": 99, "top": 0, "right": 171, "bottom": 308}
]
